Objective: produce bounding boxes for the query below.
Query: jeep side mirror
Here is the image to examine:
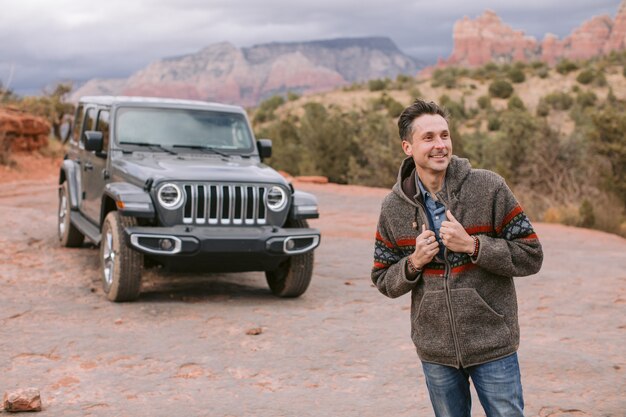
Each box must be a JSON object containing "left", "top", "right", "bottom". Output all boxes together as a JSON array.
[
  {"left": 83, "top": 131, "right": 104, "bottom": 152},
  {"left": 257, "top": 139, "right": 272, "bottom": 160}
]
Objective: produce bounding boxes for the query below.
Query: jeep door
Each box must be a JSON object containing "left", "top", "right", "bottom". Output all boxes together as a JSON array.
[{"left": 80, "top": 108, "right": 110, "bottom": 223}]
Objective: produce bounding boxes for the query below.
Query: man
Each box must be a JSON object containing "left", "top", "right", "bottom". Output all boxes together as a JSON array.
[{"left": 372, "top": 99, "right": 543, "bottom": 417}]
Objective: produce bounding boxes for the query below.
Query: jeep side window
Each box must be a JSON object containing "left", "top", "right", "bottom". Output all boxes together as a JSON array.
[
  {"left": 71, "top": 104, "right": 84, "bottom": 145},
  {"left": 79, "top": 108, "right": 96, "bottom": 150},
  {"left": 96, "top": 110, "right": 110, "bottom": 153}
]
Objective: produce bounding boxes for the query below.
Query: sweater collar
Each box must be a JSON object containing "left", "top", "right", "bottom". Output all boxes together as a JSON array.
[{"left": 393, "top": 155, "right": 472, "bottom": 205}]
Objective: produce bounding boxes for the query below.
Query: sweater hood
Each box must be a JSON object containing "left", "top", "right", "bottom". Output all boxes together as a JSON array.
[{"left": 392, "top": 155, "right": 473, "bottom": 205}]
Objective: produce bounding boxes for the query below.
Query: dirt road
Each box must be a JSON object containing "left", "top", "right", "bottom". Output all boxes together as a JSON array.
[{"left": 0, "top": 174, "right": 625, "bottom": 416}]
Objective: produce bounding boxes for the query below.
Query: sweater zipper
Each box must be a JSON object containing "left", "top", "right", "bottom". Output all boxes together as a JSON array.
[
  {"left": 439, "top": 198, "right": 463, "bottom": 369},
  {"left": 415, "top": 196, "right": 463, "bottom": 368}
]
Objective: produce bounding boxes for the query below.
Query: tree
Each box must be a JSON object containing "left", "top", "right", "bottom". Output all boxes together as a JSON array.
[
  {"left": 19, "top": 83, "right": 74, "bottom": 141},
  {"left": 588, "top": 106, "right": 626, "bottom": 206}
]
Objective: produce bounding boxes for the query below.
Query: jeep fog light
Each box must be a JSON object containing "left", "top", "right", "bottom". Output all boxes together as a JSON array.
[
  {"left": 266, "top": 186, "right": 287, "bottom": 211},
  {"left": 157, "top": 183, "right": 183, "bottom": 209}
]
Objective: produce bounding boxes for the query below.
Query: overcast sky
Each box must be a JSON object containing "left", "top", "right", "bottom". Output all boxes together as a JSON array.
[{"left": 0, "top": 0, "right": 622, "bottom": 95}]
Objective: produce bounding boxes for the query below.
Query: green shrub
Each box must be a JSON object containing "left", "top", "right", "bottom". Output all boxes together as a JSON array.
[
  {"left": 576, "top": 69, "right": 594, "bottom": 85},
  {"left": 594, "top": 72, "right": 607, "bottom": 87},
  {"left": 477, "top": 95, "right": 491, "bottom": 110},
  {"left": 623, "top": 65, "right": 626, "bottom": 78},
  {"left": 536, "top": 99, "right": 550, "bottom": 117},
  {"left": 579, "top": 199, "right": 595, "bottom": 228},
  {"left": 507, "top": 95, "right": 526, "bottom": 111},
  {"left": 253, "top": 95, "right": 285, "bottom": 123},
  {"left": 431, "top": 68, "right": 458, "bottom": 89},
  {"left": 544, "top": 92, "right": 574, "bottom": 110},
  {"left": 488, "top": 79, "right": 514, "bottom": 99},
  {"left": 576, "top": 90, "right": 597, "bottom": 108},
  {"left": 556, "top": 59, "right": 579, "bottom": 74},
  {"left": 487, "top": 114, "right": 501, "bottom": 131},
  {"left": 508, "top": 67, "right": 526, "bottom": 83},
  {"left": 439, "top": 95, "right": 467, "bottom": 120},
  {"left": 286, "top": 91, "right": 300, "bottom": 101},
  {"left": 368, "top": 79, "right": 389, "bottom": 92}
]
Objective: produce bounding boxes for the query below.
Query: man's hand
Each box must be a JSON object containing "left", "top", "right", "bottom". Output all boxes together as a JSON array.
[
  {"left": 440, "top": 210, "right": 474, "bottom": 254},
  {"left": 410, "top": 224, "right": 439, "bottom": 269}
]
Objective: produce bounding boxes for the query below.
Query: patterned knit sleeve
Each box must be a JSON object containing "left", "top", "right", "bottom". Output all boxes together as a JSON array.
[
  {"left": 473, "top": 180, "right": 544, "bottom": 277},
  {"left": 371, "top": 208, "right": 420, "bottom": 298}
]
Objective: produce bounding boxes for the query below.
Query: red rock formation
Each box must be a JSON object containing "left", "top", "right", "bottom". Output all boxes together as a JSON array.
[
  {"left": 0, "top": 106, "right": 50, "bottom": 153},
  {"left": 445, "top": 10, "right": 538, "bottom": 67},
  {"left": 436, "top": 1, "right": 626, "bottom": 70},
  {"left": 605, "top": 0, "right": 626, "bottom": 53}
]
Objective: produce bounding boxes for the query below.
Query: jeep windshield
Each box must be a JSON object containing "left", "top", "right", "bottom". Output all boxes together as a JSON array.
[{"left": 115, "top": 107, "right": 254, "bottom": 153}]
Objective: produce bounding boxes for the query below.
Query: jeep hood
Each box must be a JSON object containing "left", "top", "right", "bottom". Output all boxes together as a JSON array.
[{"left": 113, "top": 154, "right": 288, "bottom": 186}]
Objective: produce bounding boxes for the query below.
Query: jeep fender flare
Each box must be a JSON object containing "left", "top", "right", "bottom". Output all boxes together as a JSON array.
[
  {"left": 59, "top": 159, "right": 81, "bottom": 209},
  {"left": 103, "top": 182, "right": 155, "bottom": 224},
  {"left": 289, "top": 190, "right": 319, "bottom": 220}
]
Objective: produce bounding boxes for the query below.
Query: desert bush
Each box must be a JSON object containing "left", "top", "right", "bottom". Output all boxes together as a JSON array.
[
  {"left": 588, "top": 105, "right": 626, "bottom": 206},
  {"left": 369, "top": 78, "right": 390, "bottom": 92},
  {"left": 576, "top": 69, "right": 595, "bottom": 85},
  {"left": 536, "top": 67, "right": 549, "bottom": 79},
  {"left": 253, "top": 95, "right": 285, "bottom": 123},
  {"left": 18, "top": 83, "right": 74, "bottom": 141},
  {"left": 477, "top": 95, "right": 491, "bottom": 110},
  {"left": 543, "top": 91, "right": 574, "bottom": 110},
  {"left": 408, "top": 86, "right": 423, "bottom": 100},
  {"left": 507, "top": 95, "right": 526, "bottom": 111},
  {"left": 439, "top": 95, "right": 467, "bottom": 120},
  {"left": 286, "top": 91, "right": 300, "bottom": 101},
  {"left": 371, "top": 93, "right": 405, "bottom": 117},
  {"left": 488, "top": 79, "right": 514, "bottom": 99},
  {"left": 576, "top": 90, "right": 597, "bottom": 108},
  {"left": 255, "top": 115, "right": 302, "bottom": 176},
  {"left": 556, "top": 59, "right": 579, "bottom": 74},
  {"left": 593, "top": 71, "right": 607, "bottom": 87},
  {"left": 508, "top": 67, "right": 526, "bottom": 83},
  {"left": 487, "top": 114, "right": 501, "bottom": 131},
  {"left": 536, "top": 99, "right": 550, "bottom": 117},
  {"left": 431, "top": 68, "right": 458, "bottom": 89}
]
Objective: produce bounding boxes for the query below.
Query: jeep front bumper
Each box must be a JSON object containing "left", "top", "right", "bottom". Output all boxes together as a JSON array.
[{"left": 123, "top": 225, "right": 320, "bottom": 269}]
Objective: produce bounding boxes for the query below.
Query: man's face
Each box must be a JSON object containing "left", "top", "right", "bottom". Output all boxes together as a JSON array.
[{"left": 402, "top": 114, "right": 452, "bottom": 176}]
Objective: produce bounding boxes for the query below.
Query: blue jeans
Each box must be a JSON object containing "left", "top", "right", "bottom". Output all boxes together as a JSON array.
[{"left": 421, "top": 353, "right": 524, "bottom": 417}]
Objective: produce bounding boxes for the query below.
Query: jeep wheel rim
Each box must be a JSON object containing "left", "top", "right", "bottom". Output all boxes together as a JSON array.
[
  {"left": 58, "top": 190, "right": 67, "bottom": 238},
  {"left": 102, "top": 229, "right": 115, "bottom": 286}
]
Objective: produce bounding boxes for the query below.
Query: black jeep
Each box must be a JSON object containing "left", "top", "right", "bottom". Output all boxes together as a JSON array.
[{"left": 58, "top": 96, "right": 320, "bottom": 301}]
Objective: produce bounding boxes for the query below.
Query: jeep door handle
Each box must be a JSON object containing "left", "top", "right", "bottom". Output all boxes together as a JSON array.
[{"left": 84, "top": 162, "right": 93, "bottom": 171}]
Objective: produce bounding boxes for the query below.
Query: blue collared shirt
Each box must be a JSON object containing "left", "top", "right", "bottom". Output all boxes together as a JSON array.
[{"left": 416, "top": 176, "right": 447, "bottom": 260}]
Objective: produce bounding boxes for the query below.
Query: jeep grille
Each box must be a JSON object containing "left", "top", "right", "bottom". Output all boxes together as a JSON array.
[{"left": 182, "top": 184, "right": 268, "bottom": 225}]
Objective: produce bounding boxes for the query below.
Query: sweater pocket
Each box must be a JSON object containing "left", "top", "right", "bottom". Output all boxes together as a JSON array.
[
  {"left": 413, "top": 290, "right": 456, "bottom": 360},
  {"left": 450, "top": 288, "right": 512, "bottom": 359}
]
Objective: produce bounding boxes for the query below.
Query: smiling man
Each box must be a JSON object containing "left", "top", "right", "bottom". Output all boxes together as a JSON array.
[{"left": 372, "top": 99, "right": 543, "bottom": 417}]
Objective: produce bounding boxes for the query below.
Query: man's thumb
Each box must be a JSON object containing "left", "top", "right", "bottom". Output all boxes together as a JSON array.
[{"left": 446, "top": 210, "right": 457, "bottom": 222}]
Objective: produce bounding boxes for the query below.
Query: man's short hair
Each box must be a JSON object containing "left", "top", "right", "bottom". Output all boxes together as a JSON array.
[{"left": 398, "top": 99, "right": 449, "bottom": 141}]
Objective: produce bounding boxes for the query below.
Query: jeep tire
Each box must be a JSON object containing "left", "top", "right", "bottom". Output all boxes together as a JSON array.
[
  {"left": 101, "top": 211, "right": 143, "bottom": 302},
  {"left": 58, "top": 182, "right": 85, "bottom": 247},
  {"left": 265, "top": 219, "right": 314, "bottom": 298}
]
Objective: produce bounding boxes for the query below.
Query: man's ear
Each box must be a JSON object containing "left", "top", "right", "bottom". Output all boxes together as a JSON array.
[{"left": 402, "top": 140, "right": 412, "bottom": 156}]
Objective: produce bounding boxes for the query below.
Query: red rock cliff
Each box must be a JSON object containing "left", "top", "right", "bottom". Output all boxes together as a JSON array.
[{"left": 440, "top": 1, "right": 626, "bottom": 68}]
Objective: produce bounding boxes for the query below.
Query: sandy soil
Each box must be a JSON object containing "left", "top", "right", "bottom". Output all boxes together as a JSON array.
[{"left": 0, "top": 154, "right": 625, "bottom": 416}]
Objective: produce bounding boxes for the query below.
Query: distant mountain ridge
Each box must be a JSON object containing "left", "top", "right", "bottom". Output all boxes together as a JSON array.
[{"left": 71, "top": 37, "right": 422, "bottom": 106}]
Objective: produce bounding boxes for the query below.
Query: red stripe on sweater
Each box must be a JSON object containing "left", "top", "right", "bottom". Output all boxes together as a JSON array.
[
  {"left": 375, "top": 231, "right": 394, "bottom": 248},
  {"left": 465, "top": 225, "right": 493, "bottom": 235},
  {"left": 397, "top": 238, "right": 416, "bottom": 247},
  {"left": 423, "top": 263, "right": 477, "bottom": 276},
  {"left": 373, "top": 262, "right": 389, "bottom": 270},
  {"left": 497, "top": 205, "right": 523, "bottom": 234}
]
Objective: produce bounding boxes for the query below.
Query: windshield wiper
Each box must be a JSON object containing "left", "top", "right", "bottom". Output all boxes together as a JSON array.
[
  {"left": 172, "top": 144, "right": 230, "bottom": 158},
  {"left": 119, "top": 142, "right": 178, "bottom": 155}
]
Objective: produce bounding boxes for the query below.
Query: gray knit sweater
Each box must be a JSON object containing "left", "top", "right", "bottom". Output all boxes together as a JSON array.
[{"left": 372, "top": 156, "right": 543, "bottom": 368}]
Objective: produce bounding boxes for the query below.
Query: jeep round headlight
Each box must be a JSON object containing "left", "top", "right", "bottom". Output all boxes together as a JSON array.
[
  {"left": 266, "top": 186, "right": 287, "bottom": 211},
  {"left": 157, "top": 183, "right": 183, "bottom": 209}
]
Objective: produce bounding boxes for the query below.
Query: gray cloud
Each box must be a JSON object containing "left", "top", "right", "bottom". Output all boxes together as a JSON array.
[{"left": 0, "top": 0, "right": 622, "bottom": 94}]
